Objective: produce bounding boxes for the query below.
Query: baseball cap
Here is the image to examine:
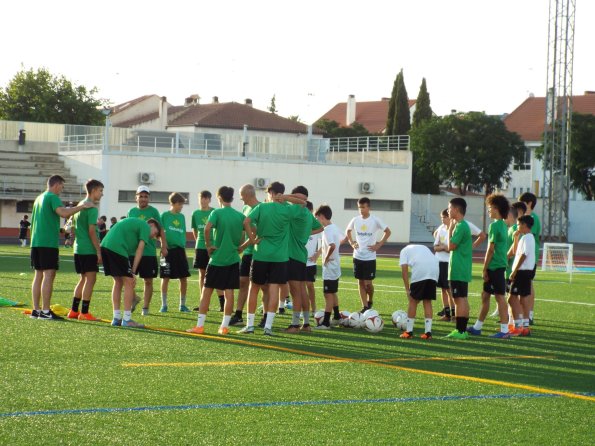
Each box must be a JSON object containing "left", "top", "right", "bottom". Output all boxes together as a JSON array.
[{"left": 136, "top": 185, "right": 151, "bottom": 194}]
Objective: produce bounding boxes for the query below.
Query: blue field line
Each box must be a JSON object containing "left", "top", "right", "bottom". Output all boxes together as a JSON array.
[{"left": 1, "top": 392, "right": 594, "bottom": 418}]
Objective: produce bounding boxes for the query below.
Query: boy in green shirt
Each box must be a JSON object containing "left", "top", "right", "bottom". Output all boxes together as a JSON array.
[
  {"left": 519, "top": 192, "right": 540, "bottom": 325},
  {"left": 468, "top": 194, "right": 511, "bottom": 338},
  {"left": 101, "top": 217, "right": 161, "bottom": 328},
  {"left": 68, "top": 179, "right": 104, "bottom": 321},
  {"left": 445, "top": 197, "right": 472, "bottom": 339},
  {"left": 30, "top": 175, "right": 95, "bottom": 320},
  {"left": 187, "top": 186, "right": 254, "bottom": 335},
  {"left": 160, "top": 193, "right": 191, "bottom": 313}
]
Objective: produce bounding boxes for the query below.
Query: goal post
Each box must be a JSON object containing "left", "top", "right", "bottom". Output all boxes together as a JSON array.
[{"left": 541, "top": 242, "right": 574, "bottom": 281}]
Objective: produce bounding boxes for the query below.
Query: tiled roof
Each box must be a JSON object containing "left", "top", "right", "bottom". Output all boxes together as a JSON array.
[
  {"left": 504, "top": 93, "right": 595, "bottom": 141},
  {"left": 111, "top": 95, "right": 157, "bottom": 114},
  {"left": 113, "top": 111, "right": 160, "bottom": 128},
  {"left": 317, "top": 99, "right": 416, "bottom": 134}
]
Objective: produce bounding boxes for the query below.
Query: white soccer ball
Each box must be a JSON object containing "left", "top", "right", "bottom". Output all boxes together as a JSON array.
[
  {"left": 339, "top": 310, "right": 351, "bottom": 327},
  {"left": 314, "top": 310, "right": 326, "bottom": 326},
  {"left": 348, "top": 312, "right": 366, "bottom": 329},
  {"left": 364, "top": 315, "right": 384, "bottom": 333},
  {"left": 392, "top": 310, "right": 408, "bottom": 331},
  {"left": 362, "top": 309, "right": 379, "bottom": 319}
]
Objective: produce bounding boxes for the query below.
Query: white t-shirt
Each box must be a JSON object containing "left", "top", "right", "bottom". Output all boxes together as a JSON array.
[
  {"left": 305, "top": 232, "right": 321, "bottom": 267},
  {"left": 322, "top": 223, "right": 342, "bottom": 280},
  {"left": 346, "top": 214, "right": 388, "bottom": 261},
  {"left": 515, "top": 233, "right": 536, "bottom": 271},
  {"left": 467, "top": 220, "right": 482, "bottom": 236},
  {"left": 399, "top": 244, "right": 439, "bottom": 284},
  {"left": 433, "top": 224, "right": 450, "bottom": 262}
]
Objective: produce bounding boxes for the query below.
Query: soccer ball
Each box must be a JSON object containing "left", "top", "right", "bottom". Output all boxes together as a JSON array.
[
  {"left": 314, "top": 310, "right": 326, "bottom": 326},
  {"left": 392, "top": 310, "right": 408, "bottom": 331},
  {"left": 362, "top": 309, "right": 379, "bottom": 319},
  {"left": 339, "top": 310, "right": 351, "bottom": 327},
  {"left": 348, "top": 312, "right": 366, "bottom": 329},
  {"left": 364, "top": 315, "right": 384, "bottom": 333}
]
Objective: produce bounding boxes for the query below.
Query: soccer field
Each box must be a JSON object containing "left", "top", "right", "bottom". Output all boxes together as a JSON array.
[{"left": 1, "top": 246, "right": 594, "bottom": 445}]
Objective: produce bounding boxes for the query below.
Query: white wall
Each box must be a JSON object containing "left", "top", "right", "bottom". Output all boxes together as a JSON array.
[{"left": 569, "top": 201, "right": 595, "bottom": 243}]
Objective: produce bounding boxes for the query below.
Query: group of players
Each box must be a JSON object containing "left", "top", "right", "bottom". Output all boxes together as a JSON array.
[{"left": 27, "top": 174, "right": 539, "bottom": 340}]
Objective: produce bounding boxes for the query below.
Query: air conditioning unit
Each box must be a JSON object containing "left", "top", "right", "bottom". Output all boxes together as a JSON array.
[
  {"left": 139, "top": 172, "right": 155, "bottom": 185},
  {"left": 360, "top": 181, "right": 375, "bottom": 194},
  {"left": 254, "top": 177, "right": 269, "bottom": 189}
]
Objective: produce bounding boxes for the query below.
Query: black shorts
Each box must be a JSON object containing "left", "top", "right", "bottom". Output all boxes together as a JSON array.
[
  {"left": 506, "top": 278, "right": 511, "bottom": 294},
  {"left": 353, "top": 258, "right": 376, "bottom": 280},
  {"left": 250, "top": 260, "right": 288, "bottom": 285},
  {"left": 160, "top": 247, "right": 190, "bottom": 279},
  {"left": 483, "top": 268, "right": 506, "bottom": 295},
  {"left": 410, "top": 279, "right": 437, "bottom": 301},
  {"left": 102, "top": 248, "right": 132, "bottom": 277},
  {"left": 74, "top": 254, "right": 99, "bottom": 274},
  {"left": 449, "top": 280, "right": 469, "bottom": 298},
  {"left": 287, "top": 258, "right": 307, "bottom": 282},
  {"left": 510, "top": 270, "right": 532, "bottom": 297},
  {"left": 129, "top": 255, "right": 158, "bottom": 279},
  {"left": 193, "top": 248, "right": 210, "bottom": 270},
  {"left": 240, "top": 254, "right": 252, "bottom": 277},
  {"left": 323, "top": 279, "right": 339, "bottom": 294},
  {"left": 204, "top": 263, "right": 240, "bottom": 290},
  {"left": 530, "top": 264, "right": 537, "bottom": 280},
  {"left": 306, "top": 265, "right": 317, "bottom": 282},
  {"left": 30, "top": 247, "right": 59, "bottom": 271},
  {"left": 437, "top": 262, "right": 449, "bottom": 289}
]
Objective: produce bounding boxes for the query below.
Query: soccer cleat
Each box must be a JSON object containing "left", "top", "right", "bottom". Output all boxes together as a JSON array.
[
  {"left": 30, "top": 309, "right": 41, "bottom": 319},
  {"left": 237, "top": 325, "right": 255, "bottom": 334},
  {"left": 491, "top": 331, "right": 511, "bottom": 339},
  {"left": 283, "top": 325, "right": 300, "bottom": 334},
  {"left": 131, "top": 294, "right": 141, "bottom": 312},
  {"left": 330, "top": 318, "right": 341, "bottom": 327},
  {"left": 179, "top": 305, "right": 191, "bottom": 313},
  {"left": 258, "top": 317, "right": 267, "bottom": 328},
  {"left": 141, "top": 308, "right": 149, "bottom": 316},
  {"left": 67, "top": 310, "right": 80, "bottom": 319},
  {"left": 278, "top": 307, "right": 286, "bottom": 315},
  {"left": 313, "top": 324, "right": 330, "bottom": 330},
  {"left": 217, "top": 327, "right": 229, "bottom": 335},
  {"left": 192, "top": 306, "right": 200, "bottom": 312},
  {"left": 439, "top": 315, "right": 451, "bottom": 322},
  {"left": 437, "top": 308, "right": 446, "bottom": 316},
  {"left": 122, "top": 319, "right": 145, "bottom": 328},
  {"left": 521, "top": 328, "right": 531, "bottom": 336},
  {"left": 186, "top": 326, "right": 205, "bottom": 334},
  {"left": 111, "top": 318, "right": 122, "bottom": 327},
  {"left": 400, "top": 331, "right": 414, "bottom": 339},
  {"left": 263, "top": 328, "right": 274, "bottom": 336},
  {"left": 529, "top": 318, "right": 534, "bottom": 326},
  {"left": 508, "top": 328, "right": 523, "bottom": 337},
  {"left": 359, "top": 307, "right": 369, "bottom": 314},
  {"left": 466, "top": 327, "right": 482, "bottom": 336},
  {"left": 300, "top": 324, "right": 312, "bottom": 333},
  {"left": 421, "top": 332, "right": 433, "bottom": 340},
  {"left": 229, "top": 314, "right": 243, "bottom": 326},
  {"left": 78, "top": 312, "right": 100, "bottom": 321},
  {"left": 38, "top": 310, "right": 64, "bottom": 321},
  {"left": 445, "top": 329, "right": 469, "bottom": 340},
  {"left": 159, "top": 305, "right": 168, "bottom": 313}
]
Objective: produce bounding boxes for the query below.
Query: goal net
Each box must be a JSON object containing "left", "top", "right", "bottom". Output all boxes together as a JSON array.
[{"left": 541, "top": 243, "right": 574, "bottom": 281}]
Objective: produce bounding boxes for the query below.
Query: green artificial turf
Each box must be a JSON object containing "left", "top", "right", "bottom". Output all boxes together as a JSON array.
[{"left": 0, "top": 246, "right": 593, "bottom": 445}]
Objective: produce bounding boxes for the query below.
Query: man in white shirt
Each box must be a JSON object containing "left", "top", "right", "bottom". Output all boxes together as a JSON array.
[
  {"left": 346, "top": 197, "right": 391, "bottom": 313},
  {"left": 304, "top": 201, "right": 321, "bottom": 314},
  {"left": 433, "top": 209, "right": 453, "bottom": 321},
  {"left": 399, "top": 244, "right": 439, "bottom": 340}
]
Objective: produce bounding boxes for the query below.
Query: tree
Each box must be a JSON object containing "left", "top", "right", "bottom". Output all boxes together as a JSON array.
[
  {"left": 412, "top": 78, "right": 433, "bottom": 128},
  {"left": 268, "top": 94, "right": 277, "bottom": 114},
  {"left": 313, "top": 119, "right": 370, "bottom": 138},
  {"left": 287, "top": 115, "right": 301, "bottom": 122},
  {"left": 409, "top": 112, "right": 525, "bottom": 195},
  {"left": 0, "top": 67, "right": 106, "bottom": 125},
  {"left": 569, "top": 113, "right": 595, "bottom": 200},
  {"left": 386, "top": 69, "right": 410, "bottom": 135}
]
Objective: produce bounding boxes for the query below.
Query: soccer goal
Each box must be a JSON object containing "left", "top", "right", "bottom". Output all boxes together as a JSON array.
[{"left": 541, "top": 242, "right": 574, "bottom": 282}]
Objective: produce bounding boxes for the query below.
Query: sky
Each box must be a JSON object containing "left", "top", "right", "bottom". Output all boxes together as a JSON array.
[{"left": 2, "top": 0, "right": 593, "bottom": 125}]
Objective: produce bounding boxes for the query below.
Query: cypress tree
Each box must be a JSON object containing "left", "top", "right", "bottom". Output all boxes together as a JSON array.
[
  {"left": 386, "top": 72, "right": 399, "bottom": 134},
  {"left": 393, "top": 70, "right": 411, "bottom": 135},
  {"left": 412, "top": 78, "right": 433, "bottom": 128}
]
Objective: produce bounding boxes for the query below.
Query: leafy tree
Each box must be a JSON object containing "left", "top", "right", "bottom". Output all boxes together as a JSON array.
[
  {"left": 409, "top": 112, "right": 525, "bottom": 195},
  {"left": 386, "top": 69, "right": 410, "bottom": 135},
  {"left": 569, "top": 113, "right": 595, "bottom": 200},
  {"left": 0, "top": 67, "right": 106, "bottom": 125},
  {"left": 313, "top": 119, "right": 370, "bottom": 138},
  {"left": 412, "top": 78, "right": 433, "bottom": 128},
  {"left": 287, "top": 115, "right": 301, "bottom": 122},
  {"left": 268, "top": 94, "right": 277, "bottom": 114}
]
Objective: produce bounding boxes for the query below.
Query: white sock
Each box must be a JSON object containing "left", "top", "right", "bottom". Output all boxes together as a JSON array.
[
  {"left": 522, "top": 318, "right": 530, "bottom": 328},
  {"left": 515, "top": 317, "right": 523, "bottom": 328},
  {"left": 529, "top": 310, "right": 534, "bottom": 320},
  {"left": 500, "top": 323, "right": 509, "bottom": 333},
  {"left": 161, "top": 293, "right": 167, "bottom": 307},
  {"left": 265, "top": 311, "right": 276, "bottom": 329},
  {"left": 424, "top": 318, "right": 432, "bottom": 333},
  {"left": 123, "top": 310, "right": 132, "bottom": 321},
  {"left": 247, "top": 313, "right": 255, "bottom": 327},
  {"left": 197, "top": 313, "right": 206, "bottom": 328},
  {"left": 221, "top": 315, "right": 231, "bottom": 328},
  {"left": 113, "top": 310, "right": 122, "bottom": 320},
  {"left": 473, "top": 320, "right": 484, "bottom": 330},
  {"left": 406, "top": 317, "right": 414, "bottom": 333},
  {"left": 278, "top": 299, "right": 285, "bottom": 309},
  {"left": 303, "top": 311, "right": 310, "bottom": 325},
  {"left": 508, "top": 314, "right": 514, "bottom": 325}
]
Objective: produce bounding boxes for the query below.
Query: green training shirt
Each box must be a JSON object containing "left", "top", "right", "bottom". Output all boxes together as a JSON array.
[
  {"left": 127, "top": 205, "right": 161, "bottom": 256},
  {"left": 448, "top": 219, "right": 473, "bottom": 283},
  {"left": 506, "top": 223, "right": 517, "bottom": 277},
  {"left": 487, "top": 219, "right": 508, "bottom": 270},
  {"left": 161, "top": 210, "right": 187, "bottom": 249},
  {"left": 100, "top": 217, "right": 150, "bottom": 258},
  {"left": 191, "top": 208, "right": 214, "bottom": 249},
  {"left": 249, "top": 201, "right": 294, "bottom": 263},
  {"left": 207, "top": 206, "right": 245, "bottom": 266},
  {"left": 73, "top": 199, "right": 99, "bottom": 255},
  {"left": 531, "top": 211, "right": 541, "bottom": 262},
  {"left": 241, "top": 203, "right": 258, "bottom": 256},
  {"left": 289, "top": 206, "right": 322, "bottom": 263},
  {"left": 31, "top": 191, "right": 63, "bottom": 248}
]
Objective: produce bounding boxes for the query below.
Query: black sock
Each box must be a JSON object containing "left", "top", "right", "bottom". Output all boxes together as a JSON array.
[
  {"left": 445, "top": 307, "right": 451, "bottom": 317},
  {"left": 332, "top": 306, "right": 340, "bottom": 319},
  {"left": 218, "top": 295, "right": 225, "bottom": 310},
  {"left": 234, "top": 309, "right": 242, "bottom": 318},
  {"left": 81, "top": 300, "right": 90, "bottom": 314},
  {"left": 323, "top": 312, "right": 331, "bottom": 326},
  {"left": 456, "top": 317, "right": 469, "bottom": 333},
  {"left": 71, "top": 297, "right": 81, "bottom": 312},
  {"left": 367, "top": 301, "right": 373, "bottom": 309}
]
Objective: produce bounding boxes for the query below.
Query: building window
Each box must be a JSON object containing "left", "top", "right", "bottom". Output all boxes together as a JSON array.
[
  {"left": 16, "top": 201, "right": 34, "bottom": 213},
  {"left": 344, "top": 198, "right": 403, "bottom": 212},
  {"left": 512, "top": 187, "right": 516, "bottom": 198},
  {"left": 118, "top": 191, "right": 189, "bottom": 204},
  {"left": 514, "top": 147, "right": 531, "bottom": 170}
]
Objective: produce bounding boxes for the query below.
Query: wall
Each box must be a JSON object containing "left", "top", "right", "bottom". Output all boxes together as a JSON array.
[{"left": 569, "top": 201, "right": 595, "bottom": 243}]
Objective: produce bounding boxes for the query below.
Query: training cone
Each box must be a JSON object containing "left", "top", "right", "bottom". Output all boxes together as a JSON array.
[{"left": 0, "top": 297, "right": 24, "bottom": 307}]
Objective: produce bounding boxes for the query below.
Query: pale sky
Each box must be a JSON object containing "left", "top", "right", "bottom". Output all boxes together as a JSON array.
[{"left": 2, "top": 0, "right": 593, "bottom": 124}]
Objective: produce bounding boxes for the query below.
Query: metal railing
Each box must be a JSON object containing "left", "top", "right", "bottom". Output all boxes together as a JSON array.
[{"left": 0, "top": 179, "right": 84, "bottom": 201}]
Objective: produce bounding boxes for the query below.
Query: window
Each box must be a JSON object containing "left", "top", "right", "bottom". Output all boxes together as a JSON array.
[
  {"left": 514, "top": 147, "right": 531, "bottom": 170},
  {"left": 344, "top": 198, "right": 403, "bottom": 212},
  {"left": 16, "top": 201, "right": 34, "bottom": 213},
  {"left": 118, "top": 191, "right": 189, "bottom": 204},
  {"left": 512, "top": 187, "right": 516, "bottom": 198}
]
